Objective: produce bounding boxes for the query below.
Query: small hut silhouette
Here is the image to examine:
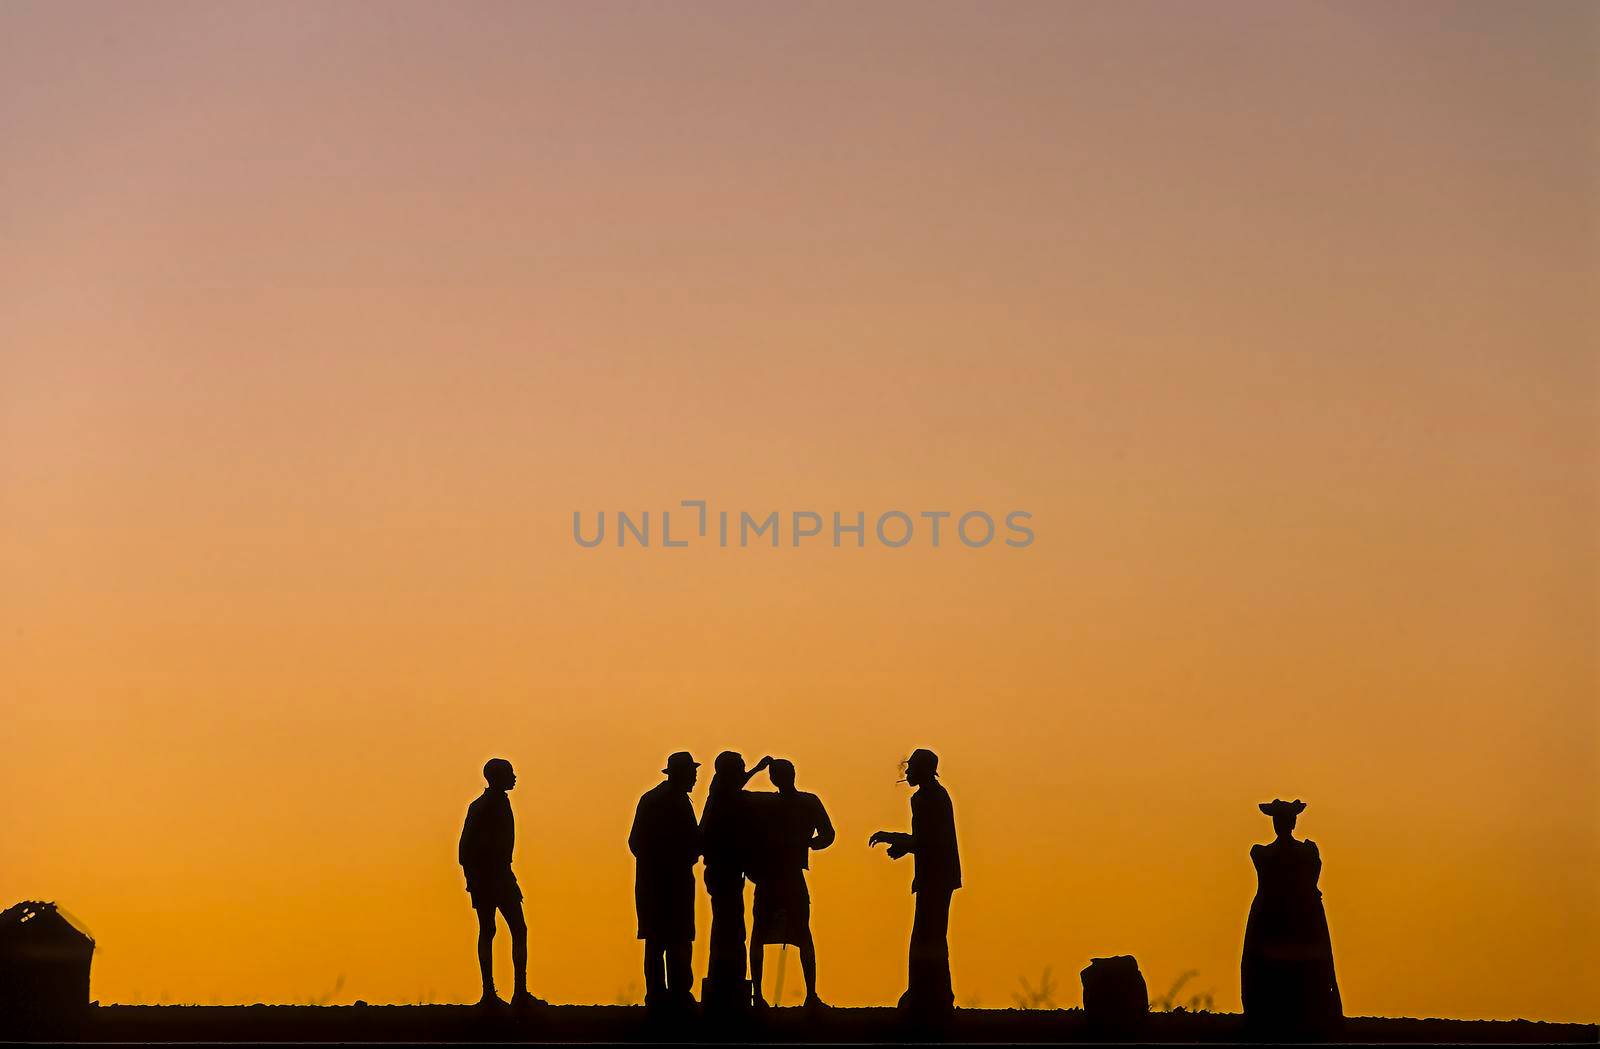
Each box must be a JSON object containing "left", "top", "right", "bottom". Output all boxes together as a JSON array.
[{"left": 0, "top": 901, "right": 95, "bottom": 1032}]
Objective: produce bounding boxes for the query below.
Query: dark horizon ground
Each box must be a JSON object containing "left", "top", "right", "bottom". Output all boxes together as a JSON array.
[{"left": 10, "top": 1004, "right": 1594, "bottom": 1044}]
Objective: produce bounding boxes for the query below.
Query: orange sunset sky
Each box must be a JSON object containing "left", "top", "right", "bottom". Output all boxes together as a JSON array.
[{"left": 2, "top": 0, "right": 1596, "bottom": 1023}]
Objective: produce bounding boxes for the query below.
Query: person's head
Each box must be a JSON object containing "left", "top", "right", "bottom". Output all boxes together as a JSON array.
[
  {"left": 483, "top": 758, "right": 516, "bottom": 791},
  {"left": 769, "top": 758, "right": 796, "bottom": 791},
  {"left": 902, "top": 748, "right": 939, "bottom": 787},
  {"left": 1259, "top": 798, "right": 1305, "bottom": 837},
  {"left": 709, "top": 750, "right": 746, "bottom": 795},
  {"left": 663, "top": 751, "right": 700, "bottom": 792}
]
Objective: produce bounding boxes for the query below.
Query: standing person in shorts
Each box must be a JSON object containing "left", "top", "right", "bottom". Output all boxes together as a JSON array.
[
  {"left": 458, "top": 757, "right": 541, "bottom": 1008},
  {"left": 748, "top": 759, "right": 835, "bottom": 1008}
]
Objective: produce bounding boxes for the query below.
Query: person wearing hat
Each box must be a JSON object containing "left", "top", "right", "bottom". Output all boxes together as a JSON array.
[
  {"left": 1241, "top": 799, "right": 1342, "bottom": 1038},
  {"left": 869, "top": 748, "right": 961, "bottom": 1014},
  {"left": 458, "top": 757, "right": 542, "bottom": 1008},
  {"left": 629, "top": 751, "right": 702, "bottom": 1009},
  {"left": 700, "top": 750, "right": 772, "bottom": 1009}
]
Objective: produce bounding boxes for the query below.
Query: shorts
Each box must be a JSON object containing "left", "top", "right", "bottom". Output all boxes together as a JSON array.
[
  {"left": 751, "top": 871, "right": 810, "bottom": 946},
  {"left": 467, "top": 868, "right": 522, "bottom": 910}
]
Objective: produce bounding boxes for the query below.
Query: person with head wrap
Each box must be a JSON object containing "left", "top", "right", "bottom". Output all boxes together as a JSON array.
[{"left": 1241, "top": 799, "right": 1342, "bottom": 1038}]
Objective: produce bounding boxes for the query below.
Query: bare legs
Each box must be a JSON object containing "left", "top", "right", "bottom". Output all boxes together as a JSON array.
[
  {"left": 476, "top": 907, "right": 496, "bottom": 999},
  {"left": 799, "top": 935, "right": 819, "bottom": 1003},
  {"left": 474, "top": 901, "right": 528, "bottom": 1003},
  {"left": 750, "top": 932, "right": 820, "bottom": 1006},
  {"left": 509, "top": 906, "right": 528, "bottom": 998}
]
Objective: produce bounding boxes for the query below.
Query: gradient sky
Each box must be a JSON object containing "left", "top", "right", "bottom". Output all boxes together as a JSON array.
[{"left": 2, "top": 0, "right": 1596, "bottom": 1022}]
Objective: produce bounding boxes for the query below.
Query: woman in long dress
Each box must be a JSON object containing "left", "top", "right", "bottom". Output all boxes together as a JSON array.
[{"left": 1241, "top": 799, "right": 1342, "bottom": 1039}]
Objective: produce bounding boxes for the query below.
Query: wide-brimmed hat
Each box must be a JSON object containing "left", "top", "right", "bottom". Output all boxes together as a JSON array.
[
  {"left": 663, "top": 751, "right": 700, "bottom": 775},
  {"left": 1259, "top": 798, "right": 1306, "bottom": 817}
]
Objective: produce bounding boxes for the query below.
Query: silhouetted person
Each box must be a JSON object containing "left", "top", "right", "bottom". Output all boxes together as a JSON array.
[
  {"left": 629, "top": 751, "right": 701, "bottom": 1010},
  {"left": 747, "top": 759, "right": 834, "bottom": 1008},
  {"left": 701, "top": 751, "right": 772, "bottom": 1008},
  {"left": 458, "top": 758, "right": 540, "bottom": 1007},
  {"left": 869, "top": 748, "right": 960, "bottom": 1015},
  {"left": 1241, "top": 799, "right": 1342, "bottom": 1040}
]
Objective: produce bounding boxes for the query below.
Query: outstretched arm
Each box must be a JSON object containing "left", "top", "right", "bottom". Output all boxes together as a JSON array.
[
  {"left": 810, "top": 799, "right": 836, "bottom": 852},
  {"left": 739, "top": 756, "right": 774, "bottom": 787},
  {"left": 868, "top": 830, "right": 913, "bottom": 858}
]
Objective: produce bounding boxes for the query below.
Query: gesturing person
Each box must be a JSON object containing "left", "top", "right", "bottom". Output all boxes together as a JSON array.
[
  {"left": 701, "top": 751, "right": 772, "bottom": 1009},
  {"left": 869, "top": 748, "right": 961, "bottom": 1015}
]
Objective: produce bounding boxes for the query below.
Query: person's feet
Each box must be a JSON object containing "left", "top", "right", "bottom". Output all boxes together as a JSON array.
[
  {"left": 645, "top": 990, "right": 697, "bottom": 1015},
  {"left": 751, "top": 994, "right": 770, "bottom": 1009},
  {"left": 803, "top": 993, "right": 828, "bottom": 1010},
  {"left": 476, "top": 990, "right": 507, "bottom": 1009},
  {"left": 895, "top": 990, "right": 955, "bottom": 1017},
  {"left": 510, "top": 989, "right": 547, "bottom": 1009}
]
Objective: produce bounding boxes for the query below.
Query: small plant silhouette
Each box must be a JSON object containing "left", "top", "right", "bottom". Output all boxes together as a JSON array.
[
  {"left": 1012, "top": 966, "right": 1057, "bottom": 1009},
  {"left": 1151, "top": 969, "right": 1214, "bottom": 1013},
  {"left": 307, "top": 975, "right": 345, "bottom": 1006}
]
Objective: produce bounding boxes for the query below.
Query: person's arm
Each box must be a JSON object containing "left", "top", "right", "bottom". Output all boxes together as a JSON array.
[
  {"left": 628, "top": 796, "right": 647, "bottom": 860},
  {"left": 459, "top": 804, "right": 483, "bottom": 888},
  {"left": 918, "top": 789, "right": 963, "bottom": 876},
  {"left": 739, "top": 756, "right": 774, "bottom": 787},
  {"left": 494, "top": 798, "right": 515, "bottom": 866},
  {"left": 810, "top": 797, "right": 835, "bottom": 852},
  {"left": 905, "top": 788, "right": 932, "bottom": 855},
  {"left": 688, "top": 796, "right": 703, "bottom": 862},
  {"left": 868, "top": 829, "right": 913, "bottom": 858},
  {"left": 894, "top": 788, "right": 948, "bottom": 859},
  {"left": 459, "top": 804, "right": 477, "bottom": 868},
  {"left": 870, "top": 792, "right": 919, "bottom": 854}
]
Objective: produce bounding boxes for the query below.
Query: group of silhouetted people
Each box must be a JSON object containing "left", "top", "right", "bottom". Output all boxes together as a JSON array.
[
  {"left": 458, "top": 752, "right": 1341, "bottom": 1038},
  {"left": 634, "top": 750, "right": 838, "bottom": 1010},
  {"left": 623, "top": 748, "right": 957, "bottom": 1015}
]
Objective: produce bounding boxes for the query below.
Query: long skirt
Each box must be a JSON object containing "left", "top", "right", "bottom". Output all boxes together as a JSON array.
[{"left": 1242, "top": 894, "right": 1341, "bottom": 1037}]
